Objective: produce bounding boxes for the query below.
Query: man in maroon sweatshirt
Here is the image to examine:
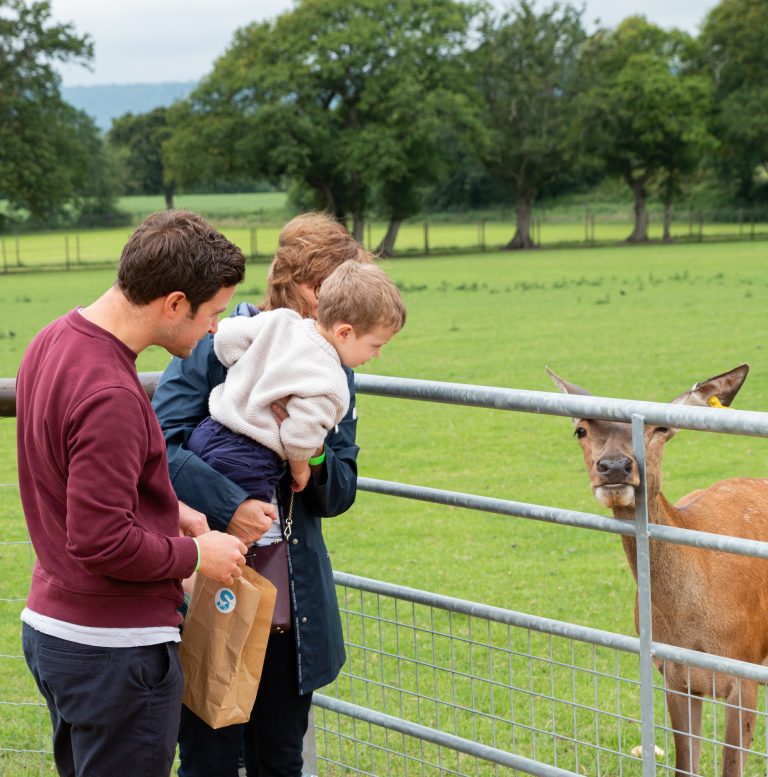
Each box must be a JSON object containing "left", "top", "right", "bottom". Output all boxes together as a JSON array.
[{"left": 16, "top": 210, "right": 250, "bottom": 777}]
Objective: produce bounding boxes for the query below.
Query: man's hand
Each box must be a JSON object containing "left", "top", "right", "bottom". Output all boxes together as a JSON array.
[
  {"left": 194, "top": 531, "right": 247, "bottom": 585},
  {"left": 227, "top": 498, "right": 276, "bottom": 544},
  {"left": 178, "top": 501, "right": 210, "bottom": 537}
]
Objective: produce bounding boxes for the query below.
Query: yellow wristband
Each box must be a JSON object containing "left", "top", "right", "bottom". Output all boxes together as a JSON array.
[
  {"left": 308, "top": 450, "right": 326, "bottom": 466},
  {"left": 192, "top": 538, "right": 201, "bottom": 572}
]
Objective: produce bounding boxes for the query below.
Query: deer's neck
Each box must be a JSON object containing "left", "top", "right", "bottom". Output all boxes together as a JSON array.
[{"left": 616, "top": 491, "right": 681, "bottom": 583}]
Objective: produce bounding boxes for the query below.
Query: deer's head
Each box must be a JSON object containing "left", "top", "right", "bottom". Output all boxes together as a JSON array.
[{"left": 547, "top": 365, "right": 749, "bottom": 511}]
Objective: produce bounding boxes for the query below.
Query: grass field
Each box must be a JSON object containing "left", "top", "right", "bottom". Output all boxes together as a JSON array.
[{"left": 2, "top": 240, "right": 768, "bottom": 774}]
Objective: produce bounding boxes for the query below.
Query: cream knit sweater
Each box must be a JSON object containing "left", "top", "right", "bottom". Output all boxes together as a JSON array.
[{"left": 208, "top": 309, "right": 350, "bottom": 461}]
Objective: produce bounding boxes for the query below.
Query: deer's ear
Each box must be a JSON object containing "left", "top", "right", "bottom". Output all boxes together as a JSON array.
[
  {"left": 671, "top": 364, "right": 749, "bottom": 408},
  {"left": 546, "top": 367, "right": 592, "bottom": 397},
  {"left": 546, "top": 367, "right": 593, "bottom": 426}
]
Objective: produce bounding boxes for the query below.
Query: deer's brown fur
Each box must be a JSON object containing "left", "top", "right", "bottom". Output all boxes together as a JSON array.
[{"left": 549, "top": 364, "right": 768, "bottom": 777}]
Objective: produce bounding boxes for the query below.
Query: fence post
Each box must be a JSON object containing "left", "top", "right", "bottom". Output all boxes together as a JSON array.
[
  {"left": 739, "top": 208, "right": 744, "bottom": 237},
  {"left": 76, "top": 234, "right": 81, "bottom": 264},
  {"left": 584, "top": 209, "right": 590, "bottom": 244},
  {"left": 366, "top": 221, "right": 372, "bottom": 250},
  {"left": 250, "top": 227, "right": 257, "bottom": 260},
  {"left": 751, "top": 211, "right": 756, "bottom": 240},
  {"left": 423, "top": 221, "right": 430, "bottom": 255},
  {"left": 15, "top": 235, "right": 20, "bottom": 266},
  {"left": 688, "top": 210, "right": 693, "bottom": 239},
  {"left": 65, "top": 235, "right": 70, "bottom": 270},
  {"left": 632, "top": 414, "right": 657, "bottom": 777},
  {"left": 698, "top": 213, "right": 704, "bottom": 242},
  {"left": 591, "top": 213, "right": 596, "bottom": 245},
  {"left": 1, "top": 238, "right": 6, "bottom": 274}
]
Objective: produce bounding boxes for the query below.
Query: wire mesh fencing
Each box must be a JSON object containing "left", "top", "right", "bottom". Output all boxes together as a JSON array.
[
  {"left": 311, "top": 572, "right": 768, "bottom": 777},
  {"left": 0, "top": 471, "right": 53, "bottom": 776}
]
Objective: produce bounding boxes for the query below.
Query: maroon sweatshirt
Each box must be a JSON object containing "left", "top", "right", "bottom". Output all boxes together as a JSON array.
[{"left": 16, "top": 310, "right": 197, "bottom": 628}]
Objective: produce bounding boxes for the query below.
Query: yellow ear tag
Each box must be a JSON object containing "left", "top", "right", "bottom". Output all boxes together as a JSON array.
[{"left": 707, "top": 396, "right": 728, "bottom": 409}]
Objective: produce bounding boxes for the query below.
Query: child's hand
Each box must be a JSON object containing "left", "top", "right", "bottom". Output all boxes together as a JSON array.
[
  {"left": 290, "top": 462, "right": 311, "bottom": 492},
  {"left": 271, "top": 396, "right": 293, "bottom": 426}
]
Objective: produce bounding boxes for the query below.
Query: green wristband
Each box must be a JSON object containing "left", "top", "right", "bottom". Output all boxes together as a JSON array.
[
  {"left": 308, "top": 449, "right": 326, "bottom": 466},
  {"left": 192, "top": 537, "right": 201, "bottom": 572}
]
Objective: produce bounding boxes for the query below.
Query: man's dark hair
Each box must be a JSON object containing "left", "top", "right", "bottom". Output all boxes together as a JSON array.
[{"left": 116, "top": 210, "right": 246, "bottom": 311}]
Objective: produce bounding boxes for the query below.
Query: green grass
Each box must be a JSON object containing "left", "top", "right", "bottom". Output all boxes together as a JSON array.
[{"left": 3, "top": 240, "right": 768, "bottom": 774}]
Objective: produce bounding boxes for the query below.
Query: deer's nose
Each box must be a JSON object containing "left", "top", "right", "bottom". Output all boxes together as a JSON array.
[{"left": 596, "top": 457, "right": 633, "bottom": 479}]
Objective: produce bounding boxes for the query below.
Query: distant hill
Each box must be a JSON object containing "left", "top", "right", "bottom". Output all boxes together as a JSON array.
[{"left": 62, "top": 82, "right": 197, "bottom": 132}]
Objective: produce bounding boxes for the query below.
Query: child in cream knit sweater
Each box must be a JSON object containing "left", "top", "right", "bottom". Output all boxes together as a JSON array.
[{"left": 187, "top": 260, "right": 406, "bottom": 504}]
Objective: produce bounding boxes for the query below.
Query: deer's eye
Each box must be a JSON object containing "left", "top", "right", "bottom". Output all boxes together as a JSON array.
[{"left": 574, "top": 426, "right": 587, "bottom": 439}]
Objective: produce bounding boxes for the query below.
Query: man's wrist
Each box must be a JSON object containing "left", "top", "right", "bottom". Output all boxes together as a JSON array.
[{"left": 192, "top": 537, "right": 201, "bottom": 572}]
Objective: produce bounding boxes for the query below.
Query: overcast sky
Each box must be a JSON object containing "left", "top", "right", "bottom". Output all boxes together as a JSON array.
[{"left": 50, "top": 0, "right": 719, "bottom": 88}]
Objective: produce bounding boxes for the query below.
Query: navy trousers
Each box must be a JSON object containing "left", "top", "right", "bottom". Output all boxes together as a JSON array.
[
  {"left": 177, "top": 631, "right": 312, "bottom": 777},
  {"left": 187, "top": 418, "right": 285, "bottom": 504},
  {"left": 22, "top": 623, "right": 183, "bottom": 777}
]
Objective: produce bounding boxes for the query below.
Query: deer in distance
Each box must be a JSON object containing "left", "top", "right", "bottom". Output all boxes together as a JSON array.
[{"left": 548, "top": 364, "right": 768, "bottom": 777}]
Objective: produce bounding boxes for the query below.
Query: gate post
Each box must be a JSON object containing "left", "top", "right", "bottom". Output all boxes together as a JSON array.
[{"left": 632, "top": 414, "right": 657, "bottom": 776}]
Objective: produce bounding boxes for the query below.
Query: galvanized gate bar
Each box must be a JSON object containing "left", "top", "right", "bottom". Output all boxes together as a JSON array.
[
  {"left": 651, "top": 643, "right": 768, "bottom": 683},
  {"left": 354, "top": 374, "right": 768, "bottom": 436},
  {"left": 312, "top": 693, "right": 581, "bottom": 777},
  {"left": 332, "top": 571, "right": 768, "bottom": 683},
  {"left": 6, "top": 371, "right": 768, "bottom": 436},
  {"left": 334, "top": 570, "right": 639, "bottom": 654},
  {"left": 358, "top": 477, "right": 633, "bottom": 536},
  {"left": 358, "top": 477, "right": 768, "bottom": 559},
  {"left": 647, "top": 523, "right": 768, "bottom": 558}
]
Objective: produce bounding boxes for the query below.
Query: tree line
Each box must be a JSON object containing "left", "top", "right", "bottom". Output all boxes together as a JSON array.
[{"left": 1, "top": 0, "right": 767, "bottom": 253}]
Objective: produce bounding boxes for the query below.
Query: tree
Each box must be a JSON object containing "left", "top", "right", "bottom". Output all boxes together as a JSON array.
[
  {"left": 69, "top": 108, "right": 127, "bottom": 227},
  {"left": 165, "top": 0, "right": 476, "bottom": 254},
  {"left": 165, "top": 19, "right": 358, "bottom": 231},
  {"left": 472, "top": 0, "right": 587, "bottom": 249},
  {"left": 0, "top": 0, "right": 97, "bottom": 223},
  {"left": 578, "top": 17, "right": 711, "bottom": 242},
  {"left": 109, "top": 107, "right": 175, "bottom": 207},
  {"left": 700, "top": 0, "right": 768, "bottom": 201}
]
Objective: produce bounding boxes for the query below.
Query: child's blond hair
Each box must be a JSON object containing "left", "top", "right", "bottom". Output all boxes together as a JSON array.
[{"left": 317, "top": 261, "right": 406, "bottom": 334}]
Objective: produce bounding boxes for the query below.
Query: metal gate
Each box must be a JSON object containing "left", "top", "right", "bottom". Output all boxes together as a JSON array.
[{"left": 307, "top": 374, "right": 768, "bottom": 776}]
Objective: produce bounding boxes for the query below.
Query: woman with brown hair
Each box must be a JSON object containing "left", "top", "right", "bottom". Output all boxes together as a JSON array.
[{"left": 152, "top": 212, "right": 372, "bottom": 777}]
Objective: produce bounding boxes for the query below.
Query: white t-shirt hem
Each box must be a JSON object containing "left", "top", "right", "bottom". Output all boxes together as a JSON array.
[{"left": 21, "top": 607, "right": 180, "bottom": 647}]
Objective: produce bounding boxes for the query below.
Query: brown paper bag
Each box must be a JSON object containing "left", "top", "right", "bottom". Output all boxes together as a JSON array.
[{"left": 179, "top": 565, "right": 277, "bottom": 728}]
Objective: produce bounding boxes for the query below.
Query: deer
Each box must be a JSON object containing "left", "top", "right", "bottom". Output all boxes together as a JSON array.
[{"left": 547, "top": 364, "right": 768, "bottom": 777}]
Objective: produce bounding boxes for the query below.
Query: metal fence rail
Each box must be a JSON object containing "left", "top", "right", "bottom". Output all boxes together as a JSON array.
[{"left": 3, "top": 374, "right": 768, "bottom": 776}]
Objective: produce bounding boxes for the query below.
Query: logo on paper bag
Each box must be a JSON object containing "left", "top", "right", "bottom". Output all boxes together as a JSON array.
[{"left": 214, "top": 588, "right": 236, "bottom": 613}]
